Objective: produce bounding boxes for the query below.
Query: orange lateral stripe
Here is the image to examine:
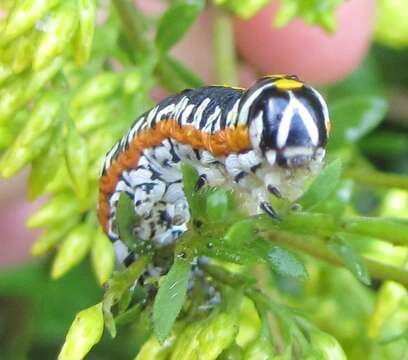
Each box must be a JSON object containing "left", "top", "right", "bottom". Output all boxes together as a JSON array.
[{"left": 98, "top": 119, "right": 251, "bottom": 233}]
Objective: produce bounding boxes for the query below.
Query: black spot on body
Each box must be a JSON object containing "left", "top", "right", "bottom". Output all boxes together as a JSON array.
[
  {"left": 234, "top": 171, "right": 247, "bottom": 183},
  {"left": 147, "top": 165, "right": 163, "bottom": 181},
  {"left": 168, "top": 139, "right": 181, "bottom": 162},
  {"left": 135, "top": 182, "right": 156, "bottom": 194},
  {"left": 124, "top": 252, "right": 136, "bottom": 267},
  {"left": 250, "top": 163, "right": 262, "bottom": 173},
  {"left": 193, "top": 149, "right": 201, "bottom": 160},
  {"left": 194, "top": 174, "right": 207, "bottom": 191},
  {"left": 159, "top": 210, "right": 172, "bottom": 228}
]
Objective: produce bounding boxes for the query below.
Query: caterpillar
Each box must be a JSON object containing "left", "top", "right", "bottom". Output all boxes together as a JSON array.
[{"left": 98, "top": 75, "right": 330, "bottom": 267}]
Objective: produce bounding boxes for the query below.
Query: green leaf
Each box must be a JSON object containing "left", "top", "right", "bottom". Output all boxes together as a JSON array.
[
  {"left": 117, "top": 192, "right": 137, "bottom": 247},
  {"left": 162, "top": 55, "right": 204, "bottom": 88},
  {"left": 308, "top": 328, "right": 347, "bottom": 360},
  {"left": 343, "top": 216, "right": 408, "bottom": 247},
  {"left": 329, "top": 234, "right": 371, "bottom": 286},
  {"left": 360, "top": 131, "right": 408, "bottom": 157},
  {"left": 58, "top": 303, "right": 104, "bottom": 360},
  {"left": 155, "top": 0, "right": 205, "bottom": 52},
  {"left": 326, "top": 55, "right": 383, "bottom": 100},
  {"left": 203, "top": 218, "right": 266, "bottom": 265},
  {"left": 64, "top": 123, "right": 89, "bottom": 206},
  {"left": 197, "top": 312, "right": 239, "bottom": 358},
  {"left": 103, "top": 256, "right": 149, "bottom": 337},
  {"left": 51, "top": 223, "right": 94, "bottom": 279},
  {"left": 225, "top": 219, "right": 257, "bottom": 246},
  {"left": 91, "top": 228, "right": 115, "bottom": 286},
  {"left": 299, "top": 159, "right": 342, "bottom": 210},
  {"left": 73, "top": 0, "right": 97, "bottom": 66},
  {"left": 29, "top": 129, "right": 63, "bottom": 200},
  {"left": 203, "top": 237, "right": 259, "bottom": 265},
  {"left": 33, "top": 1, "right": 79, "bottom": 70},
  {"left": 313, "top": 179, "right": 354, "bottom": 218},
  {"left": 116, "top": 193, "right": 150, "bottom": 255},
  {"left": 181, "top": 163, "right": 206, "bottom": 220},
  {"left": 274, "top": 0, "right": 342, "bottom": 32},
  {"left": 153, "top": 258, "right": 191, "bottom": 343},
  {"left": 257, "top": 212, "right": 336, "bottom": 237},
  {"left": 206, "top": 188, "right": 232, "bottom": 222},
  {"left": 266, "top": 246, "right": 308, "bottom": 280},
  {"left": 0, "top": 0, "right": 60, "bottom": 44},
  {"left": 218, "top": 0, "right": 271, "bottom": 19},
  {"left": 328, "top": 96, "right": 388, "bottom": 150}
]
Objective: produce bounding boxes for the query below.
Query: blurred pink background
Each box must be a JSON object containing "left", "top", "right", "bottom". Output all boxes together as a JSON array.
[{"left": 0, "top": 172, "right": 42, "bottom": 267}]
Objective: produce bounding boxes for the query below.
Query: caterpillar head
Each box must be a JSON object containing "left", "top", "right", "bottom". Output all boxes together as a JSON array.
[{"left": 239, "top": 75, "right": 330, "bottom": 169}]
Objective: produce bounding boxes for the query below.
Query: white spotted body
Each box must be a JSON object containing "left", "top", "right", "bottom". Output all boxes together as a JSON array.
[{"left": 98, "top": 76, "right": 331, "bottom": 267}]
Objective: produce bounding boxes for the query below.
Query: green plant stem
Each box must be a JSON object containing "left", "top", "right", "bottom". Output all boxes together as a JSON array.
[
  {"left": 199, "top": 260, "right": 292, "bottom": 318},
  {"left": 198, "top": 258, "right": 255, "bottom": 287},
  {"left": 213, "top": 7, "right": 238, "bottom": 86},
  {"left": 262, "top": 229, "right": 408, "bottom": 287},
  {"left": 111, "top": 0, "right": 150, "bottom": 53},
  {"left": 113, "top": 0, "right": 202, "bottom": 92},
  {"left": 156, "top": 57, "right": 193, "bottom": 93},
  {"left": 345, "top": 168, "right": 408, "bottom": 190},
  {"left": 115, "top": 304, "right": 141, "bottom": 326}
]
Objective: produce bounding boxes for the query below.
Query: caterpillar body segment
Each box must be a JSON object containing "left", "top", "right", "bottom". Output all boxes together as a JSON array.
[{"left": 98, "top": 75, "right": 330, "bottom": 266}]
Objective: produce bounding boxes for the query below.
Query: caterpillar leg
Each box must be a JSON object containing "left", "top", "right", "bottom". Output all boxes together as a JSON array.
[{"left": 224, "top": 150, "right": 285, "bottom": 218}]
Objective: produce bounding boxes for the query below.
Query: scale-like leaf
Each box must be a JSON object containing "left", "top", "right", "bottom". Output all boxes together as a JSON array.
[{"left": 153, "top": 258, "right": 191, "bottom": 343}]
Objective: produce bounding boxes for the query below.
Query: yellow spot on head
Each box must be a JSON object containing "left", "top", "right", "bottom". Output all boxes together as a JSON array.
[{"left": 275, "top": 78, "right": 303, "bottom": 90}]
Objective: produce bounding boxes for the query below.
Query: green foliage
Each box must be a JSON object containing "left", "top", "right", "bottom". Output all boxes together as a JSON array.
[
  {"left": 299, "top": 158, "right": 342, "bottom": 210},
  {"left": 153, "top": 258, "right": 191, "bottom": 343},
  {"left": 266, "top": 245, "right": 309, "bottom": 280},
  {"left": 213, "top": 0, "right": 271, "bottom": 19},
  {"left": 1, "top": 0, "right": 408, "bottom": 359},
  {"left": 275, "top": 0, "right": 343, "bottom": 32},
  {"left": 102, "top": 256, "right": 149, "bottom": 338},
  {"left": 328, "top": 96, "right": 388, "bottom": 150},
  {"left": 214, "top": 0, "right": 344, "bottom": 32},
  {"left": 329, "top": 234, "right": 371, "bottom": 286},
  {"left": 375, "top": 0, "right": 408, "bottom": 48},
  {"left": 155, "top": 0, "right": 205, "bottom": 52},
  {"left": 58, "top": 302, "right": 104, "bottom": 360}
]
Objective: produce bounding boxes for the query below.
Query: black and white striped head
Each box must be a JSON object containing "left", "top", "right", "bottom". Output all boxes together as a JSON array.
[{"left": 239, "top": 75, "right": 330, "bottom": 169}]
